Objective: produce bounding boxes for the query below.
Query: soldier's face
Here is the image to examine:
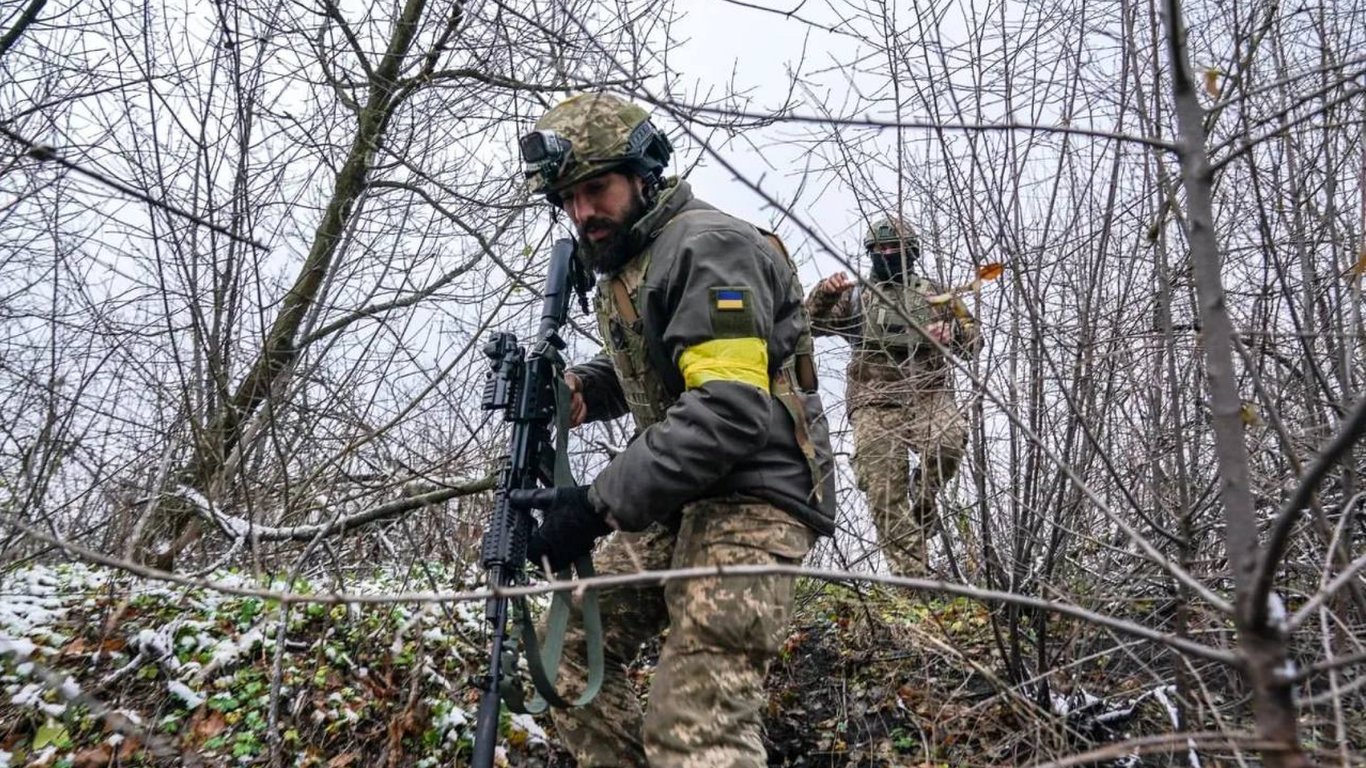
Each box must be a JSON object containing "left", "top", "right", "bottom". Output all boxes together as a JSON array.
[
  {"left": 561, "top": 171, "right": 648, "bottom": 273},
  {"left": 869, "top": 243, "right": 909, "bottom": 282}
]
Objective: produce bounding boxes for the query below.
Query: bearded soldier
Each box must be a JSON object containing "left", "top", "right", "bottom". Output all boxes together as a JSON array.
[
  {"left": 805, "top": 217, "right": 980, "bottom": 577},
  {"left": 505, "top": 92, "right": 837, "bottom": 767}
]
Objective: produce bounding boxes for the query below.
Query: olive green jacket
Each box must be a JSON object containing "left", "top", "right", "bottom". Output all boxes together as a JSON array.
[{"left": 571, "top": 180, "right": 837, "bottom": 536}]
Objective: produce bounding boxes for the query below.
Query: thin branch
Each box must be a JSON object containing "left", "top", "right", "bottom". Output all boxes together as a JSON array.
[
  {"left": 1288, "top": 549, "right": 1366, "bottom": 631},
  {"left": 0, "top": 0, "right": 47, "bottom": 58},
  {"left": 12, "top": 521, "right": 1242, "bottom": 666},
  {"left": 1252, "top": 393, "right": 1366, "bottom": 627},
  {"left": 176, "top": 475, "right": 495, "bottom": 543},
  {"left": 640, "top": 98, "right": 1179, "bottom": 151},
  {"left": 0, "top": 125, "right": 268, "bottom": 251}
]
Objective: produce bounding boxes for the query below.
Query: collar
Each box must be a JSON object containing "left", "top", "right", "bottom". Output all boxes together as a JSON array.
[{"left": 609, "top": 178, "right": 693, "bottom": 273}]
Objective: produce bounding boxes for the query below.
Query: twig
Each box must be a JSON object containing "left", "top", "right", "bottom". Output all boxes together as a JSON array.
[
  {"left": 0, "top": 125, "right": 269, "bottom": 251},
  {"left": 1252, "top": 394, "right": 1366, "bottom": 628},
  {"left": 11, "top": 520, "right": 1241, "bottom": 665}
]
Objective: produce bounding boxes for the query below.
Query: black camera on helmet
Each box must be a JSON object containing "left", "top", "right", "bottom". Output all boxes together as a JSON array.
[{"left": 520, "top": 130, "right": 573, "bottom": 184}]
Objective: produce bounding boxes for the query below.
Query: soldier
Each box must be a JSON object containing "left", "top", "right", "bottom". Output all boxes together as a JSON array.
[
  {"left": 506, "top": 92, "right": 837, "bottom": 767},
  {"left": 804, "top": 217, "right": 980, "bottom": 577}
]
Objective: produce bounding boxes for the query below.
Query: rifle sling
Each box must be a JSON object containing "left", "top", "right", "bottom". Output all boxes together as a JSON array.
[{"left": 500, "top": 373, "right": 606, "bottom": 714}]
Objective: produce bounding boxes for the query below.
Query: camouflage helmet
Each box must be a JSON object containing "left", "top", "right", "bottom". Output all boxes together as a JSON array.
[
  {"left": 863, "top": 216, "right": 919, "bottom": 254},
  {"left": 521, "top": 92, "right": 672, "bottom": 202}
]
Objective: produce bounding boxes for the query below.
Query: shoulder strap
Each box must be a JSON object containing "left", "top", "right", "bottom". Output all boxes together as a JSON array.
[{"left": 609, "top": 278, "right": 638, "bottom": 324}]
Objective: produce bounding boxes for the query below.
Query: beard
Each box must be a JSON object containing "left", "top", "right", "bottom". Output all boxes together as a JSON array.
[{"left": 577, "top": 190, "right": 648, "bottom": 274}]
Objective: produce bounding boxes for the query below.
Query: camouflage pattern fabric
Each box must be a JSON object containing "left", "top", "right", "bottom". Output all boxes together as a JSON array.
[
  {"left": 850, "top": 395, "right": 967, "bottom": 577},
  {"left": 805, "top": 276, "right": 980, "bottom": 413},
  {"left": 531, "top": 92, "right": 652, "bottom": 194},
  {"left": 540, "top": 500, "right": 814, "bottom": 767}
]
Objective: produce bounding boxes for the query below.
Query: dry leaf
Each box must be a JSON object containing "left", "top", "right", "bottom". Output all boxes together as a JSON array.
[
  {"left": 188, "top": 709, "right": 227, "bottom": 743},
  {"left": 61, "top": 637, "right": 94, "bottom": 655},
  {"left": 1204, "top": 68, "right": 1220, "bottom": 97},
  {"left": 1344, "top": 250, "right": 1366, "bottom": 279},
  {"left": 71, "top": 744, "right": 112, "bottom": 768},
  {"left": 977, "top": 262, "right": 1005, "bottom": 281},
  {"left": 327, "top": 752, "right": 360, "bottom": 768}
]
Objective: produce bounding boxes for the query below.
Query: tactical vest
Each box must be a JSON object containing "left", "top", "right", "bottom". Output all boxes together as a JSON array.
[
  {"left": 858, "top": 277, "right": 937, "bottom": 351},
  {"left": 595, "top": 253, "right": 672, "bottom": 430}
]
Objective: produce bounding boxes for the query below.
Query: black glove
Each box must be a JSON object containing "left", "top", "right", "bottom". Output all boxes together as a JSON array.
[{"left": 508, "top": 485, "right": 613, "bottom": 573}]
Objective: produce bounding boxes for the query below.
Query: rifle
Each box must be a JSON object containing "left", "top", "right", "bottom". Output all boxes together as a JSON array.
[{"left": 471, "top": 238, "right": 602, "bottom": 768}]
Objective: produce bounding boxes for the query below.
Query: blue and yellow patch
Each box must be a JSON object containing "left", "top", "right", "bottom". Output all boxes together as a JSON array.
[
  {"left": 709, "top": 286, "right": 757, "bottom": 338},
  {"left": 715, "top": 289, "right": 745, "bottom": 311}
]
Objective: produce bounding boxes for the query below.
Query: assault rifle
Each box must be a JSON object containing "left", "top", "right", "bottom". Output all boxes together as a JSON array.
[{"left": 471, "top": 238, "right": 602, "bottom": 768}]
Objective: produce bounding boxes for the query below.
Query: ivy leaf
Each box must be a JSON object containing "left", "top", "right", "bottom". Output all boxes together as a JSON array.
[{"left": 33, "top": 720, "right": 72, "bottom": 750}]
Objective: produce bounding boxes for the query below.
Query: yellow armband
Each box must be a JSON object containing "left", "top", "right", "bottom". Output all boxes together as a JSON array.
[{"left": 678, "top": 338, "right": 770, "bottom": 393}]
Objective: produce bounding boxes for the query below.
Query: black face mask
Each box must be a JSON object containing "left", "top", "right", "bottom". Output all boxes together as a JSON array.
[
  {"left": 577, "top": 186, "right": 649, "bottom": 275},
  {"left": 870, "top": 249, "right": 910, "bottom": 283}
]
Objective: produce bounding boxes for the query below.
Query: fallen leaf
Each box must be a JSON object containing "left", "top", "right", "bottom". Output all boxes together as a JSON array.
[
  {"left": 188, "top": 709, "right": 227, "bottom": 743},
  {"left": 33, "top": 720, "right": 71, "bottom": 750},
  {"left": 62, "top": 637, "right": 94, "bottom": 655},
  {"left": 72, "top": 744, "right": 113, "bottom": 768},
  {"left": 118, "top": 737, "right": 143, "bottom": 759},
  {"left": 327, "top": 752, "right": 360, "bottom": 768}
]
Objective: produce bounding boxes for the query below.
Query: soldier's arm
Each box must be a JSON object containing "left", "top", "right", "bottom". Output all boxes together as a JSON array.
[
  {"left": 921, "top": 278, "right": 981, "bottom": 358},
  {"left": 949, "top": 298, "right": 983, "bottom": 357},
  {"left": 567, "top": 353, "right": 629, "bottom": 423},
  {"left": 804, "top": 276, "right": 857, "bottom": 338},
  {"left": 589, "top": 227, "right": 779, "bottom": 531}
]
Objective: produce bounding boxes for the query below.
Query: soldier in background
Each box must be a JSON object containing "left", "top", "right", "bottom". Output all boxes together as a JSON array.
[{"left": 805, "top": 217, "right": 980, "bottom": 576}]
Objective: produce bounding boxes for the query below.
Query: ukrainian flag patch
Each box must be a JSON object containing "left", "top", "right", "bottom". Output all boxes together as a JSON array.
[
  {"left": 715, "top": 289, "right": 745, "bottom": 311},
  {"left": 709, "top": 287, "right": 756, "bottom": 337}
]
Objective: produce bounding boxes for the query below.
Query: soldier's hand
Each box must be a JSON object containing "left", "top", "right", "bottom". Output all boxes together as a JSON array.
[
  {"left": 509, "top": 485, "right": 613, "bottom": 573},
  {"left": 820, "top": 272, "right": 854, "bottom": 295},
  {"left": 565, "top": 371, "right": 587, "bottom": 428},
  {"left": 925, "top": 320, "right": 953, "bottom": 345}
]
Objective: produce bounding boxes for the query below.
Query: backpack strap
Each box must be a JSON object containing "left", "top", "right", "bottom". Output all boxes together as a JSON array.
[{"left": 758, "top": 228, "right": 819, "bottom": 391}]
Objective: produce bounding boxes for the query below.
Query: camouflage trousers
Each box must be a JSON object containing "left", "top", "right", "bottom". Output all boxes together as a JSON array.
[
  {"left": 850, "top": 392, "right": 967, "bottom": 577},
  {"left": 538, "top": 499, "right": 815, "bottom": 767}
]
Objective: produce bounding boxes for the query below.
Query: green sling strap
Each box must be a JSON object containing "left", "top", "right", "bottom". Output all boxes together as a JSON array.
[{"left": 499, "top": 373, "right": 606, "bottom": 714}]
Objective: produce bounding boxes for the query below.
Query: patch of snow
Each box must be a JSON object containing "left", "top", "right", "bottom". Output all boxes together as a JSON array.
[
  {"left": 168, "top": 680, "right": 205, "bottom": 708},
  {"left": 1050, "top": 692, "right": 1070, "bottom": 716},
  {"left": 0, "top": 638, "right": 37, "bottom": 661},
  {"left": 57, "top": 675, "right": 79, "bottom": 700},
  {"left": 38, "top": 700, "right": 67, "bottom": 717},
  {"left": 509, "top": 713, "right": 547, "bottom": 744},
  {"left": 435, "top": 705, "right": 470, "bottom": 742},
  {"left": 10, "top": 682, "right": 43, "bottom": 707},
  {"left": 1266, "top": 591, "right": 1287, "bottom": 630},
  {"left": 194, "top": 627, "right": 263, "bottom": 681}
]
